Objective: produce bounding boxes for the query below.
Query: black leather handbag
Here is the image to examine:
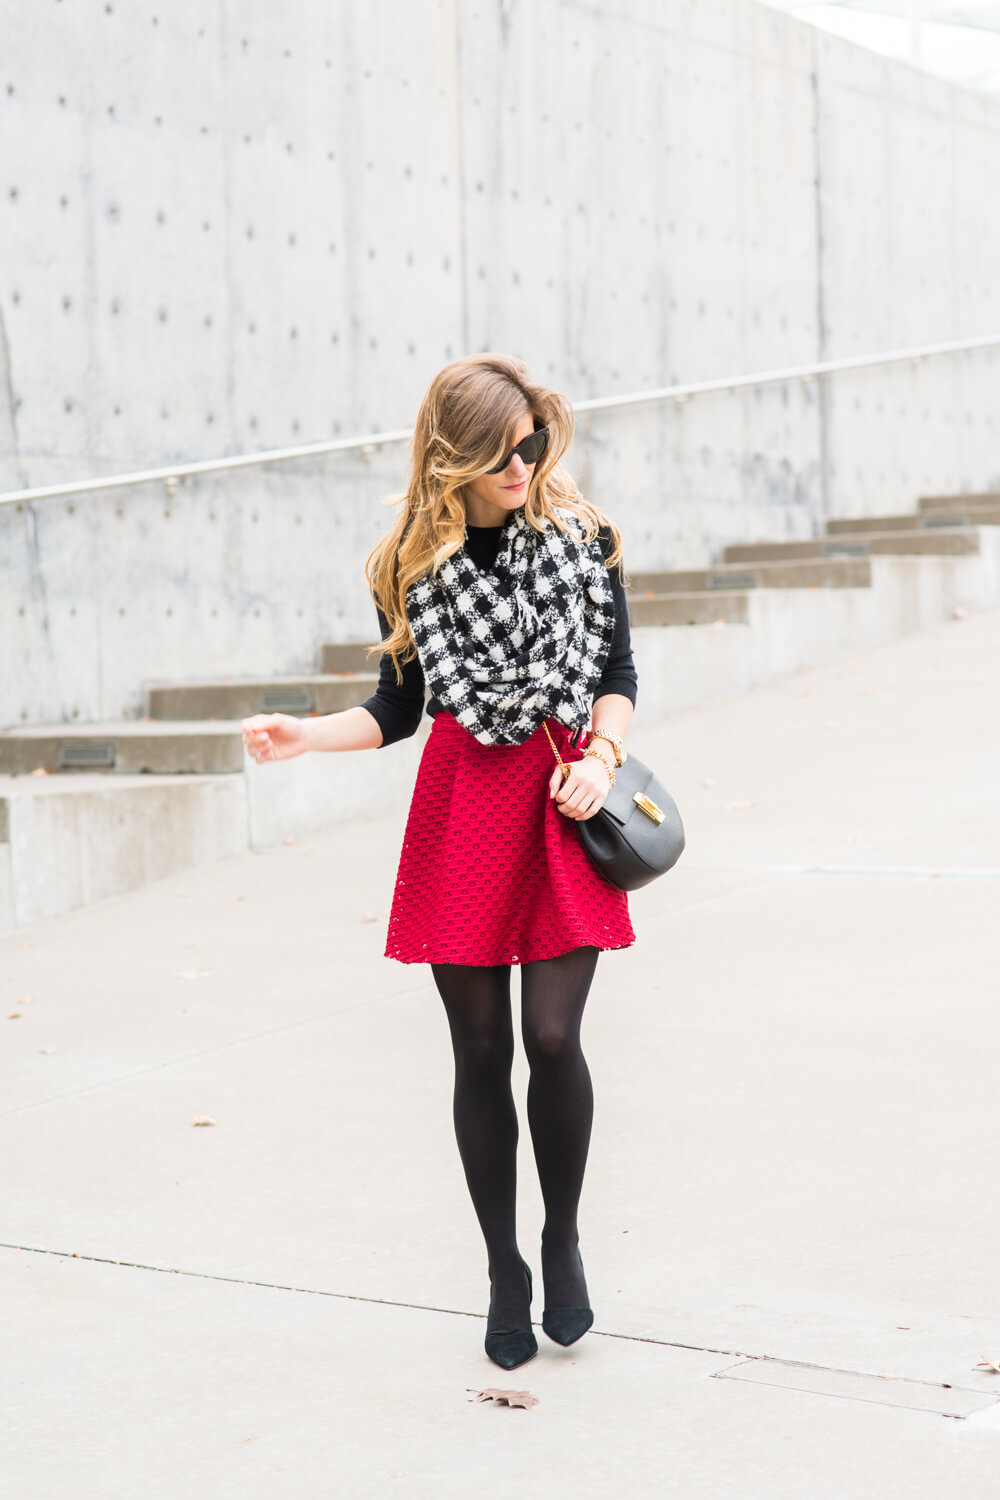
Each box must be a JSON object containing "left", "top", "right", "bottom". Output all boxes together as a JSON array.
[{"left": 542, "top": 724, "right": 685, "bottom": 891}]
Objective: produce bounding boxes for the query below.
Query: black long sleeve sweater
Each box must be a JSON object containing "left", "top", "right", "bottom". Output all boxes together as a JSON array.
[{"left": 360, "top": 520, "right": 638, "bottom": 747}]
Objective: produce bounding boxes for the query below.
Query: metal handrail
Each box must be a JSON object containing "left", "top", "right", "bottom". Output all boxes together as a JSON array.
[{"left": 2, "top": 331, "right": 998, "bottom": 508}]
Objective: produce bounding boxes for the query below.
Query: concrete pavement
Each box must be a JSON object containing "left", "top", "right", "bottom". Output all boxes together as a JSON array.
[{"left": 2, "top": 607, "right": 1000, "bottom": 1497}]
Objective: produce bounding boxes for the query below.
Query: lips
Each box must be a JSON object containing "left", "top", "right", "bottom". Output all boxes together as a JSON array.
[{"left": 503, "top": 480, "right": 527, "bottom": 491}]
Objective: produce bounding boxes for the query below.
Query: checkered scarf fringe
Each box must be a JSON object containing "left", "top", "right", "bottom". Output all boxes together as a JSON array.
[{"left": 405, "top": 505, "right": 616, "bottom": 746}]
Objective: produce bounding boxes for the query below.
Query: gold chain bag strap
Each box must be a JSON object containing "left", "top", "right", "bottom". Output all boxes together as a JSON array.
[{"left": 540, "top": 720, "right": 685, "bottom": 892}]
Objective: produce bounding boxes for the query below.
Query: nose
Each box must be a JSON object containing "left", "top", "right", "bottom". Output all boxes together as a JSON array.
[{"left": 506, "top": 454, "right": 529, "bottom": 480}]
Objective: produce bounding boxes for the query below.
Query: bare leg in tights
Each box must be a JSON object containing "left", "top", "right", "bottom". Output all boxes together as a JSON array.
[{"left": 431, "top": 944, "right": 599, "bottom": 1339}]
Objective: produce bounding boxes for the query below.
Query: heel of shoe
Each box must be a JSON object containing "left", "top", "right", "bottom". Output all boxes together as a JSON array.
[{"left": 485, "top": 1258, "right": 537, "bottom": 1370}]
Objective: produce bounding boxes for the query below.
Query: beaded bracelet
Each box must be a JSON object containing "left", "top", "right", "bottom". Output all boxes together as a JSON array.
[{"left": 582, "top": 743, "right": 616, "bottom": 786}]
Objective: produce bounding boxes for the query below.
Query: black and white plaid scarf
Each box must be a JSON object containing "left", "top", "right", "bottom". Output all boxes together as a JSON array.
[{"left": 406, "top": 505, "right": 615, "bottom": 746}]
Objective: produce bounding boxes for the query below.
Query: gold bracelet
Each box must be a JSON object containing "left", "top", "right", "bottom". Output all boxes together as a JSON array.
[{"left": 582, "top": 744, "right": 616, "bottom": 786}]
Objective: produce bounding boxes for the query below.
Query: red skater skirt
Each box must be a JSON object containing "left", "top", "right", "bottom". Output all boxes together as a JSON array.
[{"left": 384, "top": 711, "right": 635, "bottom": 966}]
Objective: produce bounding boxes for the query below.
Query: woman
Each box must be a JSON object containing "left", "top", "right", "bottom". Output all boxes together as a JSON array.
[{"left": 242, "top": 353, "right": 638, "bottom": 1371}]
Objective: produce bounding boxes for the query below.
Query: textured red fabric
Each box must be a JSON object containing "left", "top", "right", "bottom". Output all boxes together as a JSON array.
[{"left": 384, "top": 712, "right": 635, "bottom": 966}]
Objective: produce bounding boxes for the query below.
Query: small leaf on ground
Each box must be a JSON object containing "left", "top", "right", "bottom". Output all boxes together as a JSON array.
[
  {"left": 468, "top": 1388, "right": 539, "bottom": 1411},
  {"left": 191, "top": 1115, "right": 217, "bottom": 1127}
]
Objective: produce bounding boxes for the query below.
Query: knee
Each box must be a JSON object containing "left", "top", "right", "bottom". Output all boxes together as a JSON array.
[
  {"left": 523, "top": 1018, "right": 575, "bottom": 1066},
  {"left": 454, "top": 1029, "right": 514, "bottom": 1080}
]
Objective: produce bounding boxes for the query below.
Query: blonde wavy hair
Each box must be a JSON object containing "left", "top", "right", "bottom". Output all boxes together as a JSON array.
[{"left": 365, "top": 353, "right": 625, "bottom": 685}]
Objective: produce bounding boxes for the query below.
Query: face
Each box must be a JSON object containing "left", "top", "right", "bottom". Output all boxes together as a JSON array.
[{"left": 463, "top": 411, "right": 539, "bottom": 523}]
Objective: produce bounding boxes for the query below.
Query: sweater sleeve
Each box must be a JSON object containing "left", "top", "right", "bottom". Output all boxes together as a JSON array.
[
  {"left": 594, "top": 524, "right": 639, "bottom": 707},
  {"left": 358, "top": 605, "right": 427, "bottom": 746}
]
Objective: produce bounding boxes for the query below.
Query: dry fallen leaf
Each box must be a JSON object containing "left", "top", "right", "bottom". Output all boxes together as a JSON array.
[
  {"left": 191, "top": 1115, "right": 217, "bottom": 1127},
  {"left": 975, "top": 1356, "right": 1000, "bottom": 1374},
  {"left": 700, "top": 777, "right": 716, "bottom": 788},
  {"left": 8, "top": 1012, "right": 22, "bottom": 1020},
  {"left": 39, "top": 1048, "right": 56, "bottom": 1055},
  {"left": 360, "top": 913, "right": 379, "bottom": 924},
  {"left": 468, "top": 1388, "right": 539, "bottom": 1411},
  {"left": 29, "top": 767, "right": 51, "bottom": 777},
  {"left": 17, "top": 995, "right": 38, "bottom": 1006}
]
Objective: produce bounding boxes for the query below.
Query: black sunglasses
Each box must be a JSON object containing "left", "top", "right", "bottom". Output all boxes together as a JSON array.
[{"left": 485, "top": 424, "right": 550, "bottom": 475}]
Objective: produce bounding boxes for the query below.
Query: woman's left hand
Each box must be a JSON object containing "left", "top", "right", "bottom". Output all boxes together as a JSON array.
[{"left": 548, "top": 752, "right": 614, "bottom": 821}]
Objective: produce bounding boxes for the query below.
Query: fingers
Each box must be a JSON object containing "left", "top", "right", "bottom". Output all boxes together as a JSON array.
[
  {"left": 553, "top": 765, "right": 610, "bottom": 820},
  {"left": 243, "top": 730, "right": 274, "bottom": 763},
  {"left": 241, "top": 714, "right": 281, "bottom": 763}
]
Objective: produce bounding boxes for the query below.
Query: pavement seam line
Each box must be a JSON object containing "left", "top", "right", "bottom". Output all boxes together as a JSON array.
[
  {"left": 5, "top": 1237, "right": 995, "bottom": 1417},
  {"left": 710, "top": 1364, "right": 1000, "bottom": 1421},
  {"left": 0, "top": 1238, "right": 746, "bottom": 1357}
]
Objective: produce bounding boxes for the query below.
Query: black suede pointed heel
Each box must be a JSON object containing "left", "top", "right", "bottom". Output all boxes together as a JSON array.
[
  {"left": 541, "top": 1306, "right": 594, "bottom": 1346},
  {"left": 484, "top": 1259, "right": 537, "bottom": 1370},
  {"left": 541, "top": 1245, "right": 593, "bottom": 1347}
]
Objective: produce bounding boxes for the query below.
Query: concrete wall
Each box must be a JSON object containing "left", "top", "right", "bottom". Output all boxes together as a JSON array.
[{"left": 2, "top": 0, "right": 999, "bottom": 726}]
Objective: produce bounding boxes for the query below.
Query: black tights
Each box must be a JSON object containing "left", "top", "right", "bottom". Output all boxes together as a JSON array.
[{"left": 431, "top": 945, "right": 599, "bottom": 1327}]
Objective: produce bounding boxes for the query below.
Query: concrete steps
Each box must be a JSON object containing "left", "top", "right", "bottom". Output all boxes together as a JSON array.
[
  {"left": 3, "top": 497, "right": 999, "bottom": 933},
  {"left": 826, "top": 508, "right": 1000, "bottom": 534},
  {"left": 626, "top": 590, "right": 751, "bottom": 626},
  {"left": 147, "top": 674, "right": 377, "bottom": 722},
  {"left": 0, "top": 721, "right": 245, "bottom": 776},
  {"left": 0, "top": 736, "right": 428, "bottom": 929},
  {"left": 721, "top": 529, "right": 981, "bottom": 565},
  {"left": 628, "top": 558, "right": 873, "bottom": 592},
  {"left": 918, "top": 491, "right": 1000, "bottom": 511}
]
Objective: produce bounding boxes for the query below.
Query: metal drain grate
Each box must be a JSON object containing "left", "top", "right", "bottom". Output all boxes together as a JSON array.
[
  {"left": 707, "top": 572, "right": 757, "bottom": 590},
  {"left": 58, "top": 741, "right": 116, "bottom": 770},
  {"left": 259, "top": 688, "right": 315, "bottom": 713},
  {"left": 822, "top": 541, "right": 871, "bottom": 557}
]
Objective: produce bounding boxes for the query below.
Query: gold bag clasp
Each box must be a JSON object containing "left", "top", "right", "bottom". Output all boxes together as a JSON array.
[{"left": 633, "top": 791, "right": 664, "bottom": 824}]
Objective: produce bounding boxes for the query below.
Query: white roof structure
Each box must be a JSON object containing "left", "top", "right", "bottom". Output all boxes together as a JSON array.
[{"left": 757, "top": 1, "right": 1000, "bottom": 95}]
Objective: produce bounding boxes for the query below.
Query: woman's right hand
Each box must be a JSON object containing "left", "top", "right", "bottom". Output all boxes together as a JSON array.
[{"left": 241, "top": 713, "right": 308, "bottom": 764}]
